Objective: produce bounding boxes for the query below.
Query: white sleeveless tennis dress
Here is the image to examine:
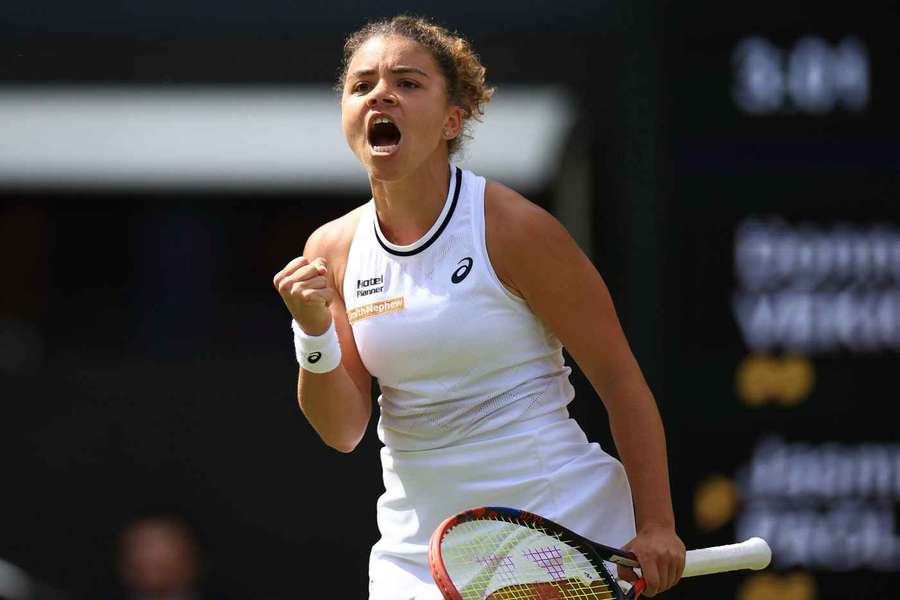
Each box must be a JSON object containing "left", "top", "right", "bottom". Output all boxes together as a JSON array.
[{"left": 342, "top": 164, "right": 636, "bottom": 600}]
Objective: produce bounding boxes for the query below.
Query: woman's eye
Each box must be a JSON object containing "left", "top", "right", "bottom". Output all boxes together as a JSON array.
[
  {"left": 353, "top": 81, "right": 371, "bottom": 93},
  {"left": 399, "top": 80, "right": 419, "bottom": 89}
]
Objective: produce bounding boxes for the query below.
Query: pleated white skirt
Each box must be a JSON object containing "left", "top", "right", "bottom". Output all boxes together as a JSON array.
[{"left": 368, "top": 408, "right": 636, "bottom": 600}]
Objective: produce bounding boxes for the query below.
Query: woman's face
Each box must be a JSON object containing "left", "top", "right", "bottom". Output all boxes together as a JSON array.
[{"left": 341, "top": 35, "right": 460, "bottom": 181}]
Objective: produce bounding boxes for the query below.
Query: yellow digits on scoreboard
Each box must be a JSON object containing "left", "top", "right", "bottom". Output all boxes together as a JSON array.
[{"left": 735, "top": 354, "right": 815, "bottom": 407}]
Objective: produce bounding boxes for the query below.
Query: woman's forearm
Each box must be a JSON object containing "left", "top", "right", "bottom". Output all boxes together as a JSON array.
[
  {"left": 298, "top": 366, "right": 372, "bottom": 453},
  {"left": 606, "top": 381, "right": 676, "bottom": 531}
]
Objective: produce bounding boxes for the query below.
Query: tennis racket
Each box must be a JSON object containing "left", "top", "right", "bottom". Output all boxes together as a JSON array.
[{"left": 429, "top": 506, "right": 771, "bottom": 599}]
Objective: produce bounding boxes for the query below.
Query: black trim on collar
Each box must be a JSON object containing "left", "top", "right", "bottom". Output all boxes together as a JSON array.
[{"left": 374, "top": 166, "right": 462, "bottom": 257}]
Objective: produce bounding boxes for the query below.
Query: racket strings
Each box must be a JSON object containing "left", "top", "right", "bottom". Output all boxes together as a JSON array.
[{"left": 440, "top": 516, "right": 617, "bottom": 599}]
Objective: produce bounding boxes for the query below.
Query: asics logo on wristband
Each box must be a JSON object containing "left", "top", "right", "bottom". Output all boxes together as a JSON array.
[{"left": 292, "top": 319, "right": 340, "bottom": 373}]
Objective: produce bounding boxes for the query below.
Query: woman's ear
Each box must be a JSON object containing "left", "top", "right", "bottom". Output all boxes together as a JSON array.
[{"left": 443, "top": 107, "right": 463, "bottom": 140}]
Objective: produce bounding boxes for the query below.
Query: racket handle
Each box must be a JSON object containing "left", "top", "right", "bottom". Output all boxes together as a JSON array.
[{"left": 683, "top": 537, "right": 772, "bottom": 577}]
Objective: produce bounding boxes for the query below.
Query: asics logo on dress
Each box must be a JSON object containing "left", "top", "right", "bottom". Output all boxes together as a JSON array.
[
  {"left": 451, "top": 257, "right": 474, "bottom": 284},
  {"left": 308, "top": 352, "right": 322, "bottom": 363},
  {"left": 357, "top": 274, "right": 384, "bottom": 297}
]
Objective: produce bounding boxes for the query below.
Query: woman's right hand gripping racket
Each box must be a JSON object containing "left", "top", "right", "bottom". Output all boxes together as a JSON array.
[{"left": 428, "top": 506, "right": 771, "bottom": 599}]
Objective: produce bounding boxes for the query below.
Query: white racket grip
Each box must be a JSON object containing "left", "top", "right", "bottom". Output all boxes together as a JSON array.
[{"left": 682, "top": 537, "right": 772, "bottom": 577}]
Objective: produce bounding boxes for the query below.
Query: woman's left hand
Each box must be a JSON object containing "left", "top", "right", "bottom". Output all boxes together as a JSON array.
[{"left": 616, "top": 524, "right": 686, "bottom": 597}]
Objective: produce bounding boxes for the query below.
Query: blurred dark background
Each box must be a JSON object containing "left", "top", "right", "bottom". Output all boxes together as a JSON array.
[{"left": 2, "top": 1, "right": 899, "bottom": 599}]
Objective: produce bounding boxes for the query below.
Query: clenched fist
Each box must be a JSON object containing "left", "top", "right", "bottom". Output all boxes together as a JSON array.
[{"left": 273, "top": 256, "right": 335, "bottom": 335}]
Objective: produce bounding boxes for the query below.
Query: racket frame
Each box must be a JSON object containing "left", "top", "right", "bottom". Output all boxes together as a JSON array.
[{"left": 429, "top": 506, "right": 643, "bottom": 600}]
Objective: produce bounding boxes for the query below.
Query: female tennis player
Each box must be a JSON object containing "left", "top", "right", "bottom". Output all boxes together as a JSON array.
[{"left": 273, "top": 15, "right": 685, "bottom": 599}]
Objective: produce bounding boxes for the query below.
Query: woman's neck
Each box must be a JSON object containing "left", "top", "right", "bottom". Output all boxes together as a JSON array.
[{"left": 370, "top": 157, "right": 451, "bottom": 246}]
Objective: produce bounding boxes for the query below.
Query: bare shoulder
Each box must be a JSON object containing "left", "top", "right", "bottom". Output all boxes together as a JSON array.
[
  {"left": 303, "top": 204, "right": 365, "bottom": 258},
  {"left": 484, "top": 180, "right": 568, "bottom": 245},
  {"left": 484, "top": 180, "right": 575, "bottom": 294},
  {"left": 303, "top": 204, "right": 367, "bottom": 296}
]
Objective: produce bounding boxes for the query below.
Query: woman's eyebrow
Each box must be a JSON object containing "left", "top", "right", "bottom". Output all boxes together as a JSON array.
[
  {"left": 391, "top": 66, "right": 430, "bottom": 78},
  {"left": 351, "top": 66, "right": 430, "bottom": 78}
]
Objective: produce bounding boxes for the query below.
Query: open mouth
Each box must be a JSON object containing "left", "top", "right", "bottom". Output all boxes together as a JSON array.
[{"left": 368, "top": 116, "right": 402, "bottom": 154}]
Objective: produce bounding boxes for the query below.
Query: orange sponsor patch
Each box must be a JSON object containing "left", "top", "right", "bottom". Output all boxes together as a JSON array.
[{"left": 347, "top": 296, "right": 405, "bottom": 323}]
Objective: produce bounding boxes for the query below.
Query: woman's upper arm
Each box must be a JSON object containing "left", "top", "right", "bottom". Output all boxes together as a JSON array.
[
  {"left": 302, "top": 218, "right": 373, "bottom": 400},
  {"left": 485, "top": 182, "right": 649, "bottom": 404}
]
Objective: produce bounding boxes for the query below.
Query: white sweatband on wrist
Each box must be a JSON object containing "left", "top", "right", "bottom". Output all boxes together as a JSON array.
[{"left": 292, "top": 319, "right": 342, "bottom": 373}]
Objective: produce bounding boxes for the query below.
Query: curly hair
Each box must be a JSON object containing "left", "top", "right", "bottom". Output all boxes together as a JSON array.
[{"left": 338, "top": 15, "right": 495, "bottom": 156}]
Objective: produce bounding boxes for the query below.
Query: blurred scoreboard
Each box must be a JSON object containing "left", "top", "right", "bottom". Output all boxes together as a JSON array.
[{"left": 662, "top": 4, "right": 900, "bottom": 599}]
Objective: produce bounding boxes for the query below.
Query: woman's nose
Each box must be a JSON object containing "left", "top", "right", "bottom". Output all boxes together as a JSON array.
[{"left": 366, "top": 83, "right": 397, "bottom": 107}]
